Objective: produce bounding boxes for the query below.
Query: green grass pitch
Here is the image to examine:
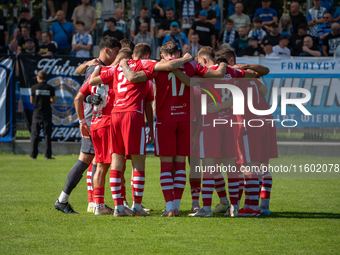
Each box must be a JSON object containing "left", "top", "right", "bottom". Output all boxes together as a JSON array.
[{"left": 1, "top": 153, "right": 340, "bottom": 254}]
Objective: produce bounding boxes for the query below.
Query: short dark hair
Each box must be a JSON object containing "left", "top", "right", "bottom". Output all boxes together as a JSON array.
[
  {"left": 141, "top": 5, "right": 148, "bottom": 11},
  {"left": 120, "top": 39, "right": 135, "bottom": 51},
  {"left": 99, "top": 35, "right": 122, "bottom": 51},
  {"left": 253, "top": 17, "right": 263, "bottom": 23},
  {"left": 76, "top": 20, "right": 85, "bottom": 26},
  {"left": 22, "top": 25, "right": 30, "bottom": 32},
  {"left": 215, "top": 49, "right": 236, "bottom": 64},
  {"left": 117, "top": 48, "right": 133, "bottom": 61},
  {"left": 37, "top": 70, "right": 47, "bottom": 81},
  {"left": 42, "top": 31, "right": 51, "bottom": 39},
  {"left": 160, "top": 41, "right": 179, "bottom": 56},
  {"left": 166, "top": 6, "right": 174, "bottom": 12},
  {"left": 191, "top": 32, "right": 199, "bottom": 38},
  {"left": 225, "top": 19, "right": 233, "bottom": 25},
  {"left": 133, "top": 43, "right": 152, "bottom": 59}
]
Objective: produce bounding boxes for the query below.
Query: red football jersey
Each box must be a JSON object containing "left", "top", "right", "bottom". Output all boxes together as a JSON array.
[
  {"left": 79, "top": 67, "right": 115, "bottom": 131},
  {"left": 99, "top": 59, "right": 154, "bottom": 113},
  {"left": 145, "top": 80, "right": 154, "bottom": 104}
]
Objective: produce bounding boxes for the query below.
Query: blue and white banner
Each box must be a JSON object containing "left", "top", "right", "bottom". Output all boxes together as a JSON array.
[
  {"left": 0, "top": 55, "right": 16, "bottom": 142},
  {"left": 238, "top": 57, "right": 340, "bottom": 127}
]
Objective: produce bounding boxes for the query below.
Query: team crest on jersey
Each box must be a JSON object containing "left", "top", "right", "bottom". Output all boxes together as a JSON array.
[
  {"left": 222, "top": 74, "right": 232, "bottom": 80},
  {"left": 48, "top": 76, "right": 80, "bottom": 126}
]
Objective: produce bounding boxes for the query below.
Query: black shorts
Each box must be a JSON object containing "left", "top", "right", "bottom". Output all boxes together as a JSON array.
[{"left": 80, "top": 137, "right": 95, "bottom": 155}]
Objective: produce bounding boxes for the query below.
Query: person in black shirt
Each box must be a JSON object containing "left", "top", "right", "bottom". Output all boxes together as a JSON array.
[
  {"left": 157, "top": 7, "right": 178, "bottom": 44},
  {"left": 11, "top": 7, "right": 41, "bottom": 45},
  {"left": 189, "top": 10, "right": 215, "bottom": 48},
  {"left": 322, "top": 23, "right": 340, "bottom": 56},
  {"left": 243, "top": 35, "right": 265, "bottom": 56},
  {"left": 103, "top": 17, "right": 124, "bottom": 41},
  {"left": 298, "top": 35, "right": 321, "bottom": 56},
  {"left": 0, "top": 17, "right": 8, "bottom": 54},
  {"left": 38, "top": 32, "right": 57, "bottom": 57},
  {"left": 261, "top": 22, "right": 281, "bottom": 46},
  {"left": 21, "top": 37, "right": 38, "bottom": 55},
  {"left": 289, "top": 2, "right": 307, "bottom": 34},
  {"left": 196, "top": 0, "right": 217, "bottom": 26},
  {"left": 30, "top": 70, "right": 56, "bottom": 159}
]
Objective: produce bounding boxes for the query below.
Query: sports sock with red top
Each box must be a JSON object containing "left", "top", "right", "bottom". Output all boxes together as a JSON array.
[
  {"left": 86, "top": 163, "right": 94, "bottom": 205},
  {"left": 94, "top": 186, "right": 105, "bottom": 205},
  {"left": 160, "top": 161, "right": 174, "bottom": 211},
  {"left": 173, "top": 161, "right": 186, "bottom": 211},
  {"left": 201, "top": 171, "right": 215, "bottom": 211},
  {"left": 110, "top": 169, "right": 123, "bottom": 210}
]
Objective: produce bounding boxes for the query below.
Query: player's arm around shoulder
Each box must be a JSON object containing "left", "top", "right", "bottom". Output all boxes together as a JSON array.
[
  {"left": 120, "top": 59, "right": 148, "bottom": 83},
  {"left": 153, "top": 53, "right": 193, "bottom": 71},
  {"left": 88, "top": 66, "right": 105, "bottom": 86},
  {"left": 203, "top": 62, "right": 227, "bottom": 78}
]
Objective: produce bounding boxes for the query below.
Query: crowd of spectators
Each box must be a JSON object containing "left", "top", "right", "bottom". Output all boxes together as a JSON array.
[{"left": 1, "top": 0, "right": 340, "bottom": 58}]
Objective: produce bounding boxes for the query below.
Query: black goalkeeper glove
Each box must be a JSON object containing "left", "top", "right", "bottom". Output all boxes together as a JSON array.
[{"left": 84, "top": 94, "right": 102, "bottom": 105}]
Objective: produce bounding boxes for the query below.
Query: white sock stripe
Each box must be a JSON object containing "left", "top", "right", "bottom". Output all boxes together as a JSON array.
[
  {"left": 87, "top": 179, "right": 92, "bottom": 183},
  {"left": 201, "top": 187, "right": 214, "bottom": 192},
  {"left": 162, "top": 186, "right": 174, "bottom": 190},
  {"left": 249, "top": 195, "right": 259, "bottom": 200},
  {"left": 174, "top": 177, "right": 186, "bottom": 182},
  {"left": 228, "top": 188, "right": 239, "bottom": 193},
  {"left": 261, "top": 187, "right": 271, "bottom": 192},
  {"left": 174, "top": 184, "right": 186, "bottom": 189},
  {"left": 110, "top": 186, "right": 121, "bottom": 191},
  {"left": 215, "top": 174, "right": 223, "bottom": 179},
  {"left": 160, "top": 172, "right": 172, "bottom": 177},
  {"left": 134, "top": 184, "right": 144, "bottom": 189},
  {"left": 112, "top": 194, "right": 121, "bottom": 199},
  {"left": 94, "top": 195, "right": 104, "bottom": 198},
  {"left": 246, "top": 188, "right": 259, "bottom": 192},
  {"left": 192, "top": 193, "right": 200, "bottom": 196},
  {"left": 228, "top": 182, "right": 239, "bottom": 187},
  {"left": 176, "top": 170, "right": 186, "bottom": 175},
  {"left": 263, "top": 180, "right": 273, "bottom": 185},
  {"left": 229, "top": 194, "right": 238, "bottom": 197},
  {"left": 202, "top": 180, "right": 215, "bottom": 185},
  {"left": 87, "top": 172, "right": 92, "bottom": 176},
  {"left": 215, "top": 180, "right": 225, "bottom": 186},
  {"left": 215, "top": 187, "right": 225, "bottom": 192},
  {"left": 87, "top": 187, "right": 93, "bottom": 191},
  {"left": 201, "top": 194, "right": 212, "bottom": 199},
  {"left": 133, "top": 176, "right": 145, "bottom": 181},
  {"left": 110, "top": 178, "right": 121, "bottom": 183},
  {"left": 160, "top": 179, "right": 173, "bottom": 184},
  {"left": 246, "top": 180, "right": 259, "bottom": 185},
  {"left": 134, "top": 191, "right": 143, "bottom": 196}
]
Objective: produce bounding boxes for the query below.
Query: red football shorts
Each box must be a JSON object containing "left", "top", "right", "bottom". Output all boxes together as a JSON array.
[
  {"left": 237, "top": 125, "right": 269, "bottom": 165},
  {"left": 199, "top": 117, "right": 236, "bottom": 159},
  {"left": 155, "top": 121, "right": 190, "bottom": 157},
  {"left": 110, "top": 112, "right": 146, "bottom": 155},
  {"left": 91, "top": 126, "right": 111, "bottom": 164}
]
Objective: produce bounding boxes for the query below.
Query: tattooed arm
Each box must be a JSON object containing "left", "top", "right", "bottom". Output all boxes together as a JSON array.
[{"left": 120, "top": 59, "right": 148, "bottom": 83}]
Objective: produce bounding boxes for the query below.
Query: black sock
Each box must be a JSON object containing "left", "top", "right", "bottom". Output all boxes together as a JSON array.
[{"left": 62, "top": 160, "right": 89, "bottom": 195}]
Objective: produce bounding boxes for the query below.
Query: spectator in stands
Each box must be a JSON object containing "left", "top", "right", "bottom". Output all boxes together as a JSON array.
[
  {"left": 190, "top": 32, "right": 201, "bottom": 57},
  {"left": 130, "top": 6, "right": 155, "bottom": 40},
  {"left": 182, "top": 43, "right": 191, "bottom": 55},
  {"left": 290, "top": 23, "right": 310, "bottom": 56},
  {"left": 1, "top": 0, "right": 18, "bottom": 24},
  {"left": 16, "top": 26, "right": 33, "bottom": 53},
  {"left": 210, "top": 0, "right": 220, "bottom": 40},
  {"left": 334, "top": 7, "right": 340, "bottom": 24},
  {"left": 21, "top": 37, "right": 37, "bottom": 55},
  {"left": 230, "top": 26, "right": 248, "bottom": 56},
  {"left": 243, "top": 35, "right": 265, "bottom": 56},
  {"left": 189, "top": 10, "right": 215, "bottom": 48},
  {"left": 135, "top": 0, "right": 152, "bottom": 19},
  {"left": 273, "top": 35, "right": 291, "bottom": 57},
  {"left": 307, "top": 0, "right": 326, "bottom": 37},
  {"left": 181, "top": 0, "right": 197, "bottom": 35},
  {"left": 298, "top": 35, "right": 321, "bottom": 56},
  {"left": 261, "top": 22, "right": 281, "bottom": 46},
  {"left": 162, "top": 21, "right": 189, "bottom": 51},
  {"left": 228, "top": 0, "right": 240, "bottom": 16},
  {"left": 46, "top": 0, "right": 68, "bottom": 23},
  {"left": 289, "top": 2, "right": 307, "bottom": 34},
  {"left": 317, "top": 12, "right": 333, "bottom": 46},
  {"left": 50, "top": 10, "right": 75, "bottom": 55},
  {"left": 152, "top": 0, "right": 175, "bottom": 19},
  {"left": 195, "top": 0, "right": 217, "bottom": 26},
  {"left": 133, "top": 22, "right": 155, "bottom": 59},
  {"left": 12, "top": 7, "right": 41, "bottom": 45},
  {"left": 71, "top": 0, "right": 97, "bottom": 34},
  {"left": 103, "top": 18, "right": 124, "bottom": 41},
  {"left": 218, "top": 19, "right": 238, "bottom": 49},
  {"left": 334, "top": 44, "right": 340, "bottom": 57},
  {"left": 0, "top": 17, "right": 8, "bottom": 54},
  {"left": 103, "top": 8, "right": 127, "bottom": 39},
  {"left": 320, "top": 0, "right": 333, "bottom": 14},
  {"left": 72, "top": 20, "right": 92, "bottom": 58},
  {"left": 322, "top": 23, "right": 340, "bottom": 56},
  {"left": 253, "top": 0, "right": 278, "bottom": 31},
  {"left": 38, "top": 32, "right": 57, "bottom": 57},
  {"left": 261, "top": 38, "right": 279, "bottom": 57},
  {"left": 248, "top": 18, "right": 266, "bottom": 44},
  {"left": 279, "top": 14, "right": 293, "bottom": 37},
  {"left": 229, "top": 3, "right": 251, "bottom": 33},
  {"left": 158, "top": 7, "right": 177, "bottom": 44}
]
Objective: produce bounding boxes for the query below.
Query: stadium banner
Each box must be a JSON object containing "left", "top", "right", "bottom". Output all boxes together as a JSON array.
[
  {"left": 0, "top": 55, "right": 16, "bottom": 142},
  {"left": 238, "top": 57, "right": 340, "bottom": 128},
  {"left": 18, "top": 55, "right": 91, "bottom": 142}
]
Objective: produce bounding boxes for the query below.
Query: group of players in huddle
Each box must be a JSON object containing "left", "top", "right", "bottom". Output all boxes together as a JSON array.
[{"left": 54, "top": 35, "right": 277, "bottom": 217}]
